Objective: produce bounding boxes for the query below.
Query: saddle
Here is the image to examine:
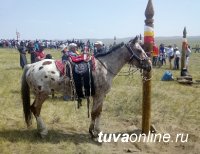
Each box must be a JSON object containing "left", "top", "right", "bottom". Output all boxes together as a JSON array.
[{"left": 55, "top": 55, "right": 95, "bottom": 99}]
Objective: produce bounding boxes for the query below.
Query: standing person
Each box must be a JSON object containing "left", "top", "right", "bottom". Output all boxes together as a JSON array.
[
  {"left": 27, "top": 41, "right": 35, "bottom": 63},
  {"left": 185, "top": 44, "right": 191, "bottom": 70},
  {"left": 60, "top": 44, "right": 71, "bottom": 101},
  {"left": 61, "top": 45, "right": 69, "bottom": 62},
  {"left": 34, "top": 40, "right": 40, "bottom": 51},
  {"left": 35, "top": 45, "right": 46, "bottom": 62},
  {"left": 152, "top": 44, "right": 159, "bottom": 66},
  {"left": 173, "top": 47, "right": 178, "bottom": 69},
  {"left": 174, "top": 47, "right": 181, "bottom": 69},
  {"left": 86, "top": 40, "right": 91, "bottom": 52},
  {"left": 61, "top": 45, "right": 68, "bottom": 55},
  {"left": 167, "top": 45, "right": 174, "bottom": 69},
  {"left": 158, "top": 44, "right": 165, "bottom": 66},
  {"left": 18, "top": 41, "right": 27, "bottom": 69}
]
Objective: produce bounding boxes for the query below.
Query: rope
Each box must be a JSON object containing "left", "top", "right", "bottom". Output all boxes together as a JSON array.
[
  {"left": 96, "top": 57, "right": 140, "bottom": 77},
  {"left": 66, "top": 61, "right": 77, "bottom": 110},
  {"left": 117, "top": 66, "right": 139, "bottom": 76},
  {"left": 86, "top": 62, "right": 92, "bottom": 118},
  {"left": 140, "top": 69, "right": 153, "bottom": 82}
]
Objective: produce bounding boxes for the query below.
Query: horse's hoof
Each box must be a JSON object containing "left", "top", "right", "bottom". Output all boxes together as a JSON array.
[
  {"left": 39, "top": 133, "right": 47, "bottom": 139},
  {"left": 89, "top": 128, "right": 100, "bottom": 138},
  {"left": 89, "top": 129, "right": 95, "bottom": 138},
  {"left": 38, "top": 129, "right": 48, "bottom": 138}
]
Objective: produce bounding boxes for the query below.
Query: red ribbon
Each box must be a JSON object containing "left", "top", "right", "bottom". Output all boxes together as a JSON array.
[{"left": 144, "top": 36, "right": 154, "bottom": 43}]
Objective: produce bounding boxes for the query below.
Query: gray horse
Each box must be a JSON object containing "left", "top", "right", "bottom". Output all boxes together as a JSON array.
[{"left": 21, "top": 36, "right": 152, "bottom": 138}]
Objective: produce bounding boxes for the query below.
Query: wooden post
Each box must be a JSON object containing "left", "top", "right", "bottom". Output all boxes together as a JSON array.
[
  {"left": 177, "top": 27, "right": 193, "bottom": 81},
  {"left": 181, "top": 27, "right": 187, "bottom": 70},
  {"left": 142, "top": 0, "right": 154, "bottom": 134}
]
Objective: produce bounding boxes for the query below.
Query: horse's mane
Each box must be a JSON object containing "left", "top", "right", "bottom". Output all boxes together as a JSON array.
[{"left": 95, "top": 42, "right": 124, "bottom": 58}]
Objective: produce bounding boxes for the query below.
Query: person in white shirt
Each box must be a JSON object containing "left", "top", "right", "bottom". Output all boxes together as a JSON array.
[
  {"left": 174, "top": 47, "right": 181, "bottom": 69},
  {"left": 165, "top": 45, "right": 174, "bottom": 69}
]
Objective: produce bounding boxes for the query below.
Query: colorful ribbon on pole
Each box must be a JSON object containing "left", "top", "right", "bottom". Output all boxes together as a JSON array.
[{"left": 144, "top": 26, "right": 154, "bottom": 44}]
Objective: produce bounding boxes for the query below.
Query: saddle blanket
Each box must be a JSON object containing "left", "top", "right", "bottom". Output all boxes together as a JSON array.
[
  {"left": 55, "top": 60, "right": 65, "bottom": 75},
  {"left": 55, "top": 55, "right": 95, "bottom": 76},
  {"left": 55, "top": 58, "right": 95, "bottom": 98}
]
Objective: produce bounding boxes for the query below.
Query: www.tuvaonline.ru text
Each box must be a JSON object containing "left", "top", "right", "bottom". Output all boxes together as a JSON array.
[{"left": 97, "top": 131, "right": 189, "bottom": 143}]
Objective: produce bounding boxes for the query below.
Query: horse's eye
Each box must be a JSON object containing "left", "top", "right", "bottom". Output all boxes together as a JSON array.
[{"left": 137, "top": 49, "right": 142, "bottom": 53}]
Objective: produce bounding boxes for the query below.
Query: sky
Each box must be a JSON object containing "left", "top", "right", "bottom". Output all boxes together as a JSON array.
[{"left": 0, "top": 0, "right": 200, "bottom": 40}]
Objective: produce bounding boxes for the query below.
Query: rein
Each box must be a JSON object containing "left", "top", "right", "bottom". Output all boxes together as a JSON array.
[
  {"left": 96, "top": 57, "right": 118, "bottom": 76},
  {"left": 96, "top": 42, "right": 152, "bottom": 81},
  {"left": 96, "top": 56, "right": 140, "bottom": 76},
  {"left": 95, "top": 42, "right": 143, "bottom": 76}
]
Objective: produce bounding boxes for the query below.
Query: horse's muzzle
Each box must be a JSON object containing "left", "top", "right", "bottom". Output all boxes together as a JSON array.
[
  {"left": 142, "top": 65, "right": 151, "bottom": 72},
  {"left": 141, "top": 59, "right": 152, "bottom": 72}
]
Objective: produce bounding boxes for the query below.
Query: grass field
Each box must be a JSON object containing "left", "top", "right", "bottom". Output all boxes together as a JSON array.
[{"left": 0, "top": 47, "right": 199, "bottom": 154}]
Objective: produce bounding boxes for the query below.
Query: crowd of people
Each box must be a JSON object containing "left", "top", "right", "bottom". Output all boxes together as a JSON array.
[
  {"left": 0, "top": 38, "right": 193, "bottom": 71},
  {"left": 152, "top": 43, "right": 191, "bottom": 70},
  {"left": 0, "top": 39, "right": 110, "bottom": 52},
  {"left": 0, "top": 39, "right": 17, "bottom": 48},
  {"left": 13, "top": 39, "right": 107, "bottom": 69},
  {"left": 0, "top": 39, "right": 91, "bottom": 50}
]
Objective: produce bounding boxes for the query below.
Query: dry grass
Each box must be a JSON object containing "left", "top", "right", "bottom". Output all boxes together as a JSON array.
[{"left": 0, "top": 48, "right": 199, "bottom": 154}]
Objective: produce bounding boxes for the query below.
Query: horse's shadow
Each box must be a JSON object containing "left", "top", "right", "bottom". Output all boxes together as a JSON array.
[
  {"left": 0, "top": 129, "right": 143, "bottom": 144},
  {"left": 0, "top": 129, "right": 101, "bottom": 145}
]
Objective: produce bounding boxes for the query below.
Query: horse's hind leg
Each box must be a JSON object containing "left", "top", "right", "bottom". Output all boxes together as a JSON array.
[
  {"left": 30, "top": 93, "right": 48, "bottom": 138},
  {"left": 89, "top": 96, "right": 104, "bottom": 138}
]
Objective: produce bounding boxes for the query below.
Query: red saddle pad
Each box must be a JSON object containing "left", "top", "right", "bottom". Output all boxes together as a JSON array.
[{"left": 55, "top": 60, "right": 65, "bottom": 75}]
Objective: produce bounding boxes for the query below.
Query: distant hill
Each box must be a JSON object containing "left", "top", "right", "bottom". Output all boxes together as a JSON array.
[
  {"left": 155, "top": 36, "right": 200, "bottom": 48},
  {"left": 85, "top": 36, "right": 200, "bottom": 48}
]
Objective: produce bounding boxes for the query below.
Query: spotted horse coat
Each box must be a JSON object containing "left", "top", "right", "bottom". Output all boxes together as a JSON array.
[
  {"left": 26, "top": 59, "right": 71, "bottom": 96},
  {"left": 21, "top": 37, "right": 152, "bottom": 138}
]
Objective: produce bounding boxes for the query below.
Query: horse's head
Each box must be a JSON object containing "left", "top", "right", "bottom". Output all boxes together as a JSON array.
[{"left": 125, "top": 36, "right": 152, "bottom": 72}]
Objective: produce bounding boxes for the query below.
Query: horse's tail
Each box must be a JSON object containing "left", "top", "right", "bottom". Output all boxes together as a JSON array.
[{"left": 21, "top": 65, "right": 32, "bottom": 127}]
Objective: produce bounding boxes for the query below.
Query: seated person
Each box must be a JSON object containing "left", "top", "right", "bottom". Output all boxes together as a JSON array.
[
  {"left": 68, "top": 43, "right": 80, "bottom": 56},
  {"left": 94, "top": 41, "right": 105, "bottom": 56},
  {"left": 62, "top": 43, "right": 83, "bottom": 62},
  {"left": 61, "top": 45, "right": 68, "bottom": 55}
]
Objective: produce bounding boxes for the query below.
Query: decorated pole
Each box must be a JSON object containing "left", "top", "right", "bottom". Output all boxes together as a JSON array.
[
  {"left": 181, "top": 27, "right": 187, "bottom": 70},
  {"left": 142, "top": 0, "right": 154, "bottom": 134},
  {"left": 16, "top": 29, "right": 20, "bottom": 41},
  {"left": 178, "top": 27, "right": 192, "bottom": 83}
]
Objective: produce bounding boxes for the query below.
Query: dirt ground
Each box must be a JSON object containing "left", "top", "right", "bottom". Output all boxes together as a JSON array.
[{"left": 84, "top": 114, "right": 200, "bottom": 154}]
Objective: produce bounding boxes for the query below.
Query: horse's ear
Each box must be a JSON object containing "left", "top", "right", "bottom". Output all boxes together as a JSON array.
[{"left": 132, "top": 36, "right": 139, "bottom": 44}]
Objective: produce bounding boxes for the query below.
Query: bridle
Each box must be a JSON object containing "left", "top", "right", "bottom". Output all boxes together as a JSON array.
[
  {"left": 125, "top": 42, "right": 152, "bottom": 82},
  {"left": 125, "top": 42, "right": 150, "bottom": 68},
  {"left": 96, "top": 41, "right": 151, "bottom": 76}
]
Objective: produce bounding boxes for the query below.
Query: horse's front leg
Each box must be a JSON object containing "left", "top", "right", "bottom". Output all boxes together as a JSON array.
[
  {"left": 30, "top": 93, "right": 48, "bottom": 138},
  {"left": 89, "top": 96, "right": 104, "bottom": 138}
]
